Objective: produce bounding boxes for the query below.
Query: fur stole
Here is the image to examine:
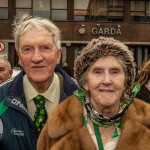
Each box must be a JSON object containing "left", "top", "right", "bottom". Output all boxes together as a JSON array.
[
  {"left": 37, "top": 95, "right": 96, "bottom": 150},
  {"left": 116, "top": 98, "right": 150, "bottom": 150}
]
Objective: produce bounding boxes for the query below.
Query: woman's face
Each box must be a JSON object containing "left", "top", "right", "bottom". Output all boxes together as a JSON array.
[{"left": 83, "top": 56, "right": 126, "bottom": 111}]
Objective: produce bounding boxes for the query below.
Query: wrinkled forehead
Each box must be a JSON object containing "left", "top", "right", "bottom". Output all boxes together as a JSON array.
[{"left": 18, "top": 27, "right": 55, "bottom": 50}]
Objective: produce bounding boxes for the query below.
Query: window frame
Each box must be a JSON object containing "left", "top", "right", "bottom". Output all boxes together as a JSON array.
[
  {"left": 131, "top": 0, "right": 150, "bottom": 23},
  {"left": 0, "top": 0, "right": 8, "bottom": 20}
]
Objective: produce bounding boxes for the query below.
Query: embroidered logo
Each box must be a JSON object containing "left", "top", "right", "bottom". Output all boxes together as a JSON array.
[
  {"left": 11, "top": 128, "right": 24, "bottom": 136},
  {"left": 0, "top": 119, "right": 3, "bottom": 140}
]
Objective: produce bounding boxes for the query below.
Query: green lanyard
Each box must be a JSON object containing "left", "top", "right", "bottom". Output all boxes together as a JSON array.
[
  {"left": 84, "top": 115, "right": 120, "bottom": 150},
  {"left": 84, "top": 116, "right": 104, "bottom": 150},
  {"left": 93, "top": 123, "right": 104, "bottom": 150}
]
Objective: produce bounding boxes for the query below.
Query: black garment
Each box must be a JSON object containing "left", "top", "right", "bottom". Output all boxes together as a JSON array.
[
  {"left": 62, "top": 66, "right": 71, "bottom": 76},
  {"left": 136, "top": 86, "right": 150, "bottom": 103}
]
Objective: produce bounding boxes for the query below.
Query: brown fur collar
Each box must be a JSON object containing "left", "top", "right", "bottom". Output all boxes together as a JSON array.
[
  {"left": 116, "top": 98, "right": 150, "bottom": 150},
  {"left": 37, "top": 95, "right": 97, "bottom": 150}
]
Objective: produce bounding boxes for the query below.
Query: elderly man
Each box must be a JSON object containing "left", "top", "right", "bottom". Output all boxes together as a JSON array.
[
  {"left": 0, "top": 13, "right": 78, "bottom": 150},
  {"left": 0, "top": 58, "right": 13, "bottom": 84}
]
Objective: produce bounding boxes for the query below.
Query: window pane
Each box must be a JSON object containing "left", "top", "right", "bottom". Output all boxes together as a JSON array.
[
  {"left": 108, "top": 0, "right": 124, "bottom": 21},
  {"left": 74, "top": 0, "right": 90, "bottom": 20},
  {"left": 146, "top": 1, "right": 150, "bottom": 22},
  {"left": 52, "top": 10, "right": 67, "bottom": 20},
  {"left": 109, "top": 0, "right": 124, "bottom": 11},
  {"left": 52, "top": 0, "right": 67, "bottom": 9},
  {"left": 16, "top": 9, "right": 32, "bottom": 15},
  {"left": 0, "top": 8, "right": 8, "bottom": 19},
  {"left": 33, "top": 0, "right": 50, "bottom": 18},
  {"left": 90, "top": 0, "right": 107, "bottom": 21},
  {"left": 109, "top": 12, "right": 123, "bottom": 17},
  {"left": 146, "top": 15, "right": 150, "bottom": 22},
  {"left": 0, "top": 0, "right": 8, "bottom": 7},
  {"left": 108, "top": 12, "right": 123, "bottom": 21},
  {"left": 16, "top": 0, "right": 31, "bottom": 8},
  {"left": 109, "top": 0, "right": 123, "bottom": 6},
  {"left": 131, "top": 12, "right": 145, "bottom": 22},
  {"left": 74, "top": 10, "right": 90, "bottom": 21},
  {"left": 131, "top": 0, "right": 145, "bottom": 11},
  {"left": 74, "top": 0, "right": 90, "bottom": 9},
  {"left": 74, "top": 45, "right": 85, "bottom": 59}
]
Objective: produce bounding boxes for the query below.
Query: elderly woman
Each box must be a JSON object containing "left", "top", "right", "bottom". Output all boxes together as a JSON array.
[{"left": 37, "top": 37, "right": 136, "bottom": 150}]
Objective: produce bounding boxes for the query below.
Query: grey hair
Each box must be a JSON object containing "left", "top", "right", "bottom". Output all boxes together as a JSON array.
[
  {"left": 12, "top": 13, "right": 61, "bottom": 51},
  {"left": 0, "top": 58, "right": 11, "bottom": 69}
]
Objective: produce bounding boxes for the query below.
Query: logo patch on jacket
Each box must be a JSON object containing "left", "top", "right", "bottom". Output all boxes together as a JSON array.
[
  {"left": 11, "top": 128, "right": 24, "bottom": 136},
  {"left": 0, "top": 118, "right": 3, "bottom": 140}
]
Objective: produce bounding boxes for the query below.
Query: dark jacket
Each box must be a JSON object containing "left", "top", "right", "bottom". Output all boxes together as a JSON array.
[
  {"left": 136, "top": 86, "right": 150, "bottom": 104},
  {"left": 0, "top": 65, "right": 78, "bottom": 150}
]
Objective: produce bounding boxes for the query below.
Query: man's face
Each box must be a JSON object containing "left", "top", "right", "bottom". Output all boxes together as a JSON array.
[
  {"left": 0, "top": 60, "right": 13, "bottom": 84},
  {"left": 17, "top": 29, "right": 62, "bottom": 86}
]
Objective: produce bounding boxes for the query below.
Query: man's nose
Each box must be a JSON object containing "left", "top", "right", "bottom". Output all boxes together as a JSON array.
[{"left": 31, "top": 49, "right": 43, "bottom": 62}]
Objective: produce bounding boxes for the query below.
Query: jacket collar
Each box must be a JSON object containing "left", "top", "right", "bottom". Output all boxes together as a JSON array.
[
  {"left": 7, "top": 69, "right": 25, "bottom": 98},
  {"left": 7, "top": 65, "right": 78, "bottom": 98}
]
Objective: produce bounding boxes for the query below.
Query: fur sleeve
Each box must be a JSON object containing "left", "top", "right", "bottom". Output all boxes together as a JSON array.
[
  {"left": 116, "top": 98, "right": 150, "bottom": 150},
  {"left": 37, "top": 123, "right": 52, "bottom": 150}
]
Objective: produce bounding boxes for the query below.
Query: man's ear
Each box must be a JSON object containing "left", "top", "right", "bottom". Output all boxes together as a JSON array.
[
  {"left": 9, "top": 69, "right": 13, "bottom": 77},
  {"left": 83, "top": 82, "right": 88, "bottom": 91},
  {"left": 16, "top": 51, "right": 22, "bottom": 67},
  {"left": 56, "top": 48, "right": 62, "bottom": 64}
]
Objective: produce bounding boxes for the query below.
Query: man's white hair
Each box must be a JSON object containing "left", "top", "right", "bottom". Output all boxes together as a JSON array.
[{"left": 12, "top": 13, "right": 61, "bottom": 51}]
